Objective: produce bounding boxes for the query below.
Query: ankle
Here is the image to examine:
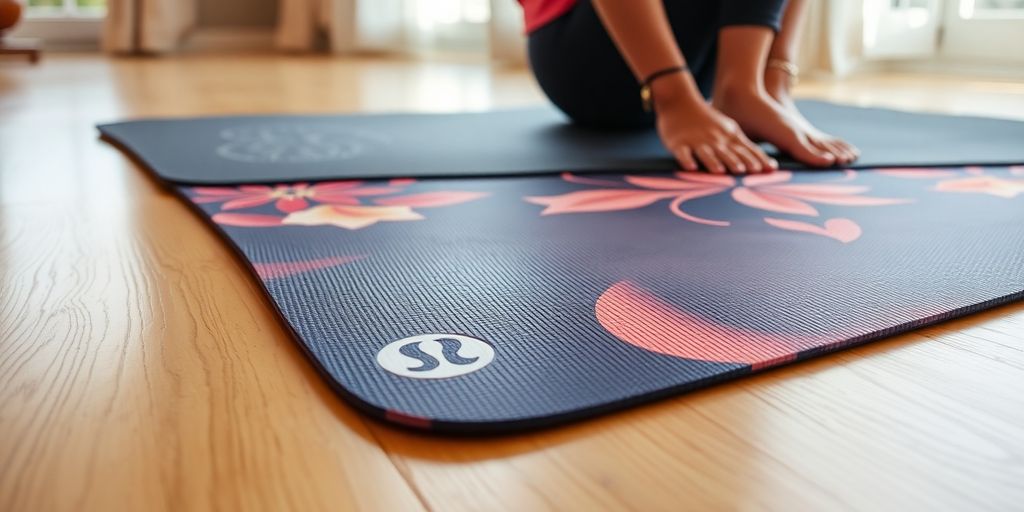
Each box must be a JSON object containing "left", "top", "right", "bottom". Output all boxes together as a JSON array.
[
  {"left": 712, "top": 78, "right": 766, "bottom": 104},
  {"left": 763, "top": 70, "right": 792, "bottom": 103}
]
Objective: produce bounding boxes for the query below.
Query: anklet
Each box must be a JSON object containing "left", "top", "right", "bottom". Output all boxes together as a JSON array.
[{"left": 767, "top": 59, "right": 799, "bottom": 85}]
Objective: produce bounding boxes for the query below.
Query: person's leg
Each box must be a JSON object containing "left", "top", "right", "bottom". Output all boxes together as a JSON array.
[
  {"left": 765, "top": 0, "right": 859, "bottom": 163},
  {"left": 709, "top": 0, "right": 854, "bottom": 168},
  {"left": 711, "top": 23, "right": 837, "bottom": 167},
  {"left": 527, "top": 1, "right": 653, "bottom": 129},
  {"left": 527, "top": 0, "right": 721, "bottom": 130}
]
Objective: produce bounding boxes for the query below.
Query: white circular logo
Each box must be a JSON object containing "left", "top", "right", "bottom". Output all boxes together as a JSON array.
[
  {"left": 376, "top": 334, "right": 494, "bottom": 379},
  {"left": 215, "top": 124, "right": 390, "bottom": 164}
]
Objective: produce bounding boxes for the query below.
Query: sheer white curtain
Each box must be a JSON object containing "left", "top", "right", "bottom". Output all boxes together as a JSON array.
[
  {"left": 274, "top": 0, "right": 526, "bottom": 63},
  {"left": 103, "top": 0, "right": 197, "bottom": 53}
]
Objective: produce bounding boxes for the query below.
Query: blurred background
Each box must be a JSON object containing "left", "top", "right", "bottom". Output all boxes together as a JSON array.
[{"left": 6, "top": 0, "right": 1024, "bottom": 76}]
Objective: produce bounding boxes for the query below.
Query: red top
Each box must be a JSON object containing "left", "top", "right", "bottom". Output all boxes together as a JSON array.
[{"left": 519, "top": 0, "right": 577, "bottom": 33}]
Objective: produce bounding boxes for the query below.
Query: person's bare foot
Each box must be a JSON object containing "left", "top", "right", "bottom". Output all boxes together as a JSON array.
[
  {"left": 712, "top": 83, "right": 838, "bottom": 168},
  {"left": 762, "top": 69, "right": 860, "bottom": 165}
]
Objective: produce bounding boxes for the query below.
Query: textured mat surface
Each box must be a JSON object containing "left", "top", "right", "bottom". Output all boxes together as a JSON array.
[
  {"left": 176, "top": 166, "right": 1024, "bottom": 432},
  {"left": 100, "top": 101, "right": 1024, "bottom": 184}
]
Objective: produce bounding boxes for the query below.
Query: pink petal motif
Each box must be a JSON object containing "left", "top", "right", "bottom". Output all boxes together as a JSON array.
[
  {"left": 388, "top": 178, "right": 417, "bottom": 187},
  {"left": 373, "top": 191, "right": 489, "bottom": 208},
  {"left": 731, "top": 187, "right": 819, "bottom": 216},
  {"left": 212, "top": 213, "right": 284, "bottom": 227},
  {"left": 875, "top": 168, "right": 957, "bottom": 179},
  {"left": 764, "top": 217, "right": 862, "bottom": 243},
  {"left": 1010, "top": 166, "right": 1024, "bottom": 176},
  {"left": 767, "top": 184, "right": 869, "bottom": 195},
  {"left": 561, "top": 172, "right": 624, "bottom": 187},
  {"left": 596, "top": 281, "right": 823, "bottom": 371},
  {"left": 933, "top": 176, "right": 1024, "bottom": 198},
  {"left": 275, "top": 196, "right": 310, "bottom": 213},
  {"left": 674, "top": 172, "right": 737, "bottom": 187},
  {"left": 221, "top": 195, "right": 275, "bottom": 210},
  {"left": 741, "top": 170, "right": 792, "bottom": 187},
  {"left": 767, "top": 185, "right": 909, "bottom": 206},
  {"left": 252, "top": 255, "right": 363, "bottom": 280},
  {"left": 667, "top": 189, "right": 732, "bottom": 226},
  {"left": 282, "top": 204, "right": 424, "bottom": 230},
  {"left": 308, "top": 193, "right": 361, "bottom": 205},
  {"left": 624, "top": 175, "right": 715, "bottom": 190},
  {"left": 525, "top": 189, "right": 675, "bottom": 215}
]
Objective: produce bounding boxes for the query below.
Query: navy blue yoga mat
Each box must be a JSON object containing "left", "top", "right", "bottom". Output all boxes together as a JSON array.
[
  {"left": 99, "top": 100, "right": 1024, "bottom": 184},
  {"left": 174, "top": 167, "right": 1024, "bottom": 432},
  {"left": 99, "top": 103, "right": 1024, "bottom": 433}
]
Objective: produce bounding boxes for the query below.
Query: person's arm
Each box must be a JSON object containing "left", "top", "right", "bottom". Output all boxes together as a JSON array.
[{"left": 591, "top": 0, "right": 775, "bottom": 174}]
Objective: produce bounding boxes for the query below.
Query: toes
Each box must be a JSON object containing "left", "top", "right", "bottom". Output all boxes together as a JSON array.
[
  {"left": 736, "top": 134, "right": 777, "bottom": 172},
  {"left": 809, "top": 135, "right": 860, "bottom": 165},
  {"left": 834, "top": 140, "right": 861, "bottom": 163},
  {"left": 714, "top": 143, "right": 747, "bottom": 174},
  {"left": 788, "top": 135, "right": 836, "bottom": 168},
  {"left": 827, "top": 141, "right": 855, "bottom": 164},
  {"left": 696, "top": 145, "right": 726, "bottom": 174},
  {"left": 674, "top": 145, "right": 698, "bottom": 172},
  {"left": 810, "top": 138, "right": 846, "bottom": 164},
  {"left": 732, "top": 143, "right": 763, "bottom": 173}
]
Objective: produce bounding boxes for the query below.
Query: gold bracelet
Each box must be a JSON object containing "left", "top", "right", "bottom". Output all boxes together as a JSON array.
[
  {"left": 639, "top": 64, "right": 690, "bottom": 113},
  {"left": 767, "top": 58, "right": 799, "bottom": 85}
]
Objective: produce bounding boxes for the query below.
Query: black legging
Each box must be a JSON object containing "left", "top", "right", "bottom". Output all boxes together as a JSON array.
[{"left": 528, "top": 0, "right": 787, "bottom": 130}]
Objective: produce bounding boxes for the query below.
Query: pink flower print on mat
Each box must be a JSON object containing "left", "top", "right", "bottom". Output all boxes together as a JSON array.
[
  {"left": 193, "top": 181, "right": 403, "bottom": 213},
  {"left": 191, "top": 179, "right": 488, "bottom": 230},
  {"left": 596, "top": 281, "right": 823, "bottom": 371},
  {"left": 281, "top": 204, "right": 425, "bottom": 230},
  {"left": 934, "top": 175, "right": 1024, "bottom": 198},
  {"left": 763, "top": 218, "right": 862, "bottom": 244},
  {"left": 525, "top": 171, "right": 908, "bottom": 243},
  {"left": 879, "top": 166, "right": 1024, "bottom": 198},
  {"left": 252, "top": 255, "right": 364, "bottom": 280}
]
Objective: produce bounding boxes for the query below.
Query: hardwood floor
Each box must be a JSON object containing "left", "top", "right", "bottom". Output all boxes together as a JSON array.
[{"left": 2, "top": 53, "right": 1023, "bottom": 512}]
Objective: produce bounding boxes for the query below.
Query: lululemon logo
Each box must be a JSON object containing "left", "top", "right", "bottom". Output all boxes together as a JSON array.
[{"left": 377, "top": 334, "right": 494, "bottom": 379}]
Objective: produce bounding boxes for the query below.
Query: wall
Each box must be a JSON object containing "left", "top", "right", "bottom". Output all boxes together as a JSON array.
[{"left": 196, "top": 0, "right": 278, "bottom": 28}]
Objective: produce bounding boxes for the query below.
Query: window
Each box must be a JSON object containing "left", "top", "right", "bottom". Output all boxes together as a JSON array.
[
  {"left": 25, "top": 0, "right": 106, "bottom": 18},
  {"left": 960, "top": 0, "right": 1024, "bottom": 18},
  {"left": 13, "top": 0, "right": 106, "bottom": 48},
  {"left": 408, "top": 0, "right": 491, "bottom": 52},
  {"left": 864, "top": 0, "right": 1024, "bottom": 64},
  {"left": 943, "top": 0, "right": 1024, "bottom": 62}
]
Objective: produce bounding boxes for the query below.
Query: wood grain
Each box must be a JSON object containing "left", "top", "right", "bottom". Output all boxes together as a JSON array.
[{"left": 2, "top": 53, "right": 1024, "bottom": 511}]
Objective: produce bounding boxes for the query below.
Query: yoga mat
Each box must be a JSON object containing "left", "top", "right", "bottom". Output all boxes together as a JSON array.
[
  {"left": 172, "top": 166, "right": 1024, "bottom": 432},
  {"left": 99, "top": 100, "right": 1024, "bottom": 184}
]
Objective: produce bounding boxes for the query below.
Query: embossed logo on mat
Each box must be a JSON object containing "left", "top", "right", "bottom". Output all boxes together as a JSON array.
[
  {"left": 216, "top": 124, "right": 390, "bottom": 164},
  {"left": 377, "top": 334, "right": 494, "bottom": 379}
]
